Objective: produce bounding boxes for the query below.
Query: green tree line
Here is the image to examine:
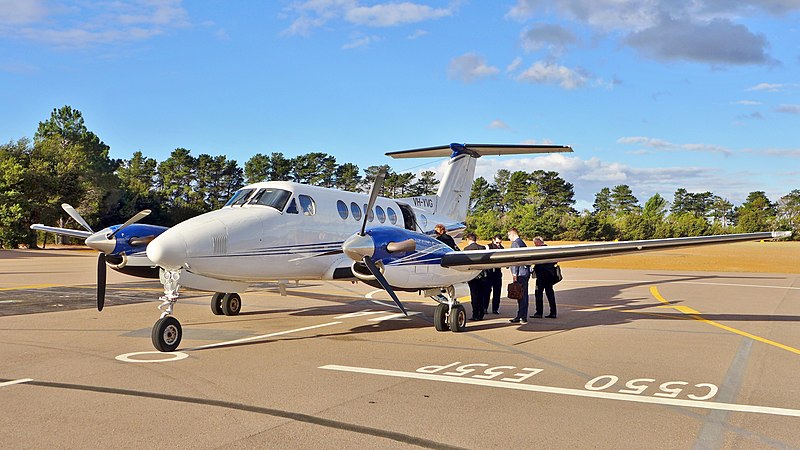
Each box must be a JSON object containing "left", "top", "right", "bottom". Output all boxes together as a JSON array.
[
  {"left": 467, "top": 170, "right": 799, "bottom": 241},
  {"left": 1, "top": 106, "right": 797, "bottom": 248}
]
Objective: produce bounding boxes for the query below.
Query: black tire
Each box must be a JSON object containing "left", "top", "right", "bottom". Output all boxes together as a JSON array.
[
  {"left": 434, "top": 304, "right": 449, "bottom": 332},
  {"left": 222, "top": 293, "right": 241, "bottom": 316},
  {"left": 449, "top": 304, "right": 467, "bottom": 332},
  {"left": 151, "top": 316, "right": 182, "bottom": 352},
  {"left": 210, "top": 292, "right": 224, "bottom": 315}
]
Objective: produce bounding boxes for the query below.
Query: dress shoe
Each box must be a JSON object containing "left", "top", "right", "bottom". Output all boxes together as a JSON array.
[
  {"left": 509, "top": 318, "right": 521, "bottom": 323},
  {"left": 521, "top": 318, "right": 528, "bottom": 323},
  {"left": 546, "top": 314, "right": 557, "bottom": 318},
  {"left": 531, "top": 314, "right": 542, "bottom": 318}
]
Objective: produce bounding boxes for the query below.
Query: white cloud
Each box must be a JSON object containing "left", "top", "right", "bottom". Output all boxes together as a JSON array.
[
  {"left": 623, "top": 16, "right": 772, "bottom": 65},
  {"left": 506, "top": 57, "right": 523, "bottom": 73},
  {"left": 505, "top": 1, "right": 793, "bottom": 66},
  {"left": 345, "top": 2, "right": 452, "bottom": 26},
  {"left": 0, "top": 0, "right": 190, "bottom": 47},
  {"left": 407, "top": 29, "right": 428, "bottom": 39},
  {"left": 488, "top": 119, "right": 511, "bottom": 130},
  {"left": 284, "top": 0, "right": 455, "bottom": 35},
  {"left": 746, "top": 82, "right": 786, "bottom": 92},
  {"left": 520, "top": 23, "right": 578, "bottom": 55},
  {"left": 732, "top": 100, "right": 762, "bottom": 105},
  {"left": 516, "top": 60, "right": 588, "bottom": 89},
  {"left": 618, "top": 136, "right": 733, "bottom": 156},
  {"left": 447, "top": 53, "right": 500, "bottom": 82},
  {"left": 342, "top": 34, "right": 381, "bottom": 49},
  {"left": 0, "top": 0, "right": 48, "bottom": 25},
  {"left": 776, "top": 104, "right": 800, "bottom": 114}
]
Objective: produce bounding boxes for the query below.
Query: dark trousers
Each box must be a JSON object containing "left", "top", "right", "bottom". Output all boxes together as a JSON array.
[
  {"left": 485, "top": 270, "right": 502, "bottom": 313},
  {"left": 515, "top": 275, "right": 530, "bottom": 319},
  {"left": 468, "top": 277, "right": 488, "bottom": 319},
  {"left": 534, "top": 282, "right": 556, "bottom": 316}
]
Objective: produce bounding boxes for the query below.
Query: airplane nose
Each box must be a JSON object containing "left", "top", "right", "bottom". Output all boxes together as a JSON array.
[
  {"left": 342, "top": 234, "right": 375, "bottom": 261},
  {"left": 85, "top": 229, "right": 116, "bottom": 254},
  {"left": 147, "top": 231, "right": 188, "bottom": 269}
]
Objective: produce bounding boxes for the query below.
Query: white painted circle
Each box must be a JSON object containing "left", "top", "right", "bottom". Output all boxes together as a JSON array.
[{"left": 115, "top": 351, "right": 189, "bottom": 363}]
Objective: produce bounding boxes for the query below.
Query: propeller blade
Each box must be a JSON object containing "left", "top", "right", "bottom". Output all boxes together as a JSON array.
[
  {"left": 61, "top": 203, "right": 94, "bottom": 233},
  {"left": 386, "top": 238, "right": 416, "bottom": 253},
  {"left": 360, "top": 169, "right": 386, "bottom": 236},
  {"left": 107, "top": 209, "right": 152, "bottom": 239},
  {"left": 97, "top": 252, "right": 107, "bottom": 312},
  {"left": 363, "top": 255, "right": 408, "bottom": 316}
]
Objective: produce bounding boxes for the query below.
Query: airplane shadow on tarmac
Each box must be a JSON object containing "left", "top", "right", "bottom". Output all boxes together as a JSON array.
[{"left": 188, "top": 272, "right": 799, "bottom": 352}]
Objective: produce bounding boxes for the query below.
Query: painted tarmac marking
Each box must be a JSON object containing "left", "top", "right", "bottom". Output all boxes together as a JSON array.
[
  {"left": 650, "top": 286, "right": 800, "bottom": 356},
  {"left": 319, "top": 364, "right": 800, "bottom": 418},
  {"left": 0, "top": 284, "right": 59, "bottom": 291},
  {"left": 185, "top": 321, "right": 343, "bottom": 351},
  {"left": 114, "top": 322, "right": 344, "bottom": 362},
  {"left": 116, "top": 352, "right": 190, "bottom": 363},
  {"left": 0, "top": 378, "right": 33, "bottom": 388}
]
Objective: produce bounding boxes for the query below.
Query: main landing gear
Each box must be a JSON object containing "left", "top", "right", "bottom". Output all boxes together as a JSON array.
[
  {"left": 432, "top": 287, "right": 466, "bottom": 332},
  {"left": 151, "top": 269, "right": 246, "bottom": 352},
  {"left": 210, "top": 292, "right": 242, "bottom": 316}
]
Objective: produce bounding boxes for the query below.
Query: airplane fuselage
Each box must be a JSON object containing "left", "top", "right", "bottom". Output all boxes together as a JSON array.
[{"left": 149, "top": 181, "right": 469, "bottom": 289}]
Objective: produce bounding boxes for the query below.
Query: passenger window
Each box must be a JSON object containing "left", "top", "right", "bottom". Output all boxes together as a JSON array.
[
  {"left": 363, "top": 204, "right": 374, "bottom": 222},
  {"left": 299, "top": 195, "right": 315, "bottom": 216},
  {"left": 375, "top": 206, "right": 386, "bottom": 223},
  {"left": 420, "top": 214, "right": 428, "bottom": 228},
  {"left": 286, "top": 198, "right": 299, "bottom": 214},
  {"left": 387, "top": 207, "right": 397, "bottom": 225},
  {"left": 337, "top": 200, "right": 348, "bottom": 220},
  {"left": 350, "top": 202, "right": 362, "bottom": 221}
]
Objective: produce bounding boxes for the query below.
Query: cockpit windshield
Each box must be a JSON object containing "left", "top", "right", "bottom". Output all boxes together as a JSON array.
[
  {"left": 224, "top": 188, "right": 255, "bottom": 207},
  {"left": 248, "top": 188, "right": 292, "bottom": 211}
]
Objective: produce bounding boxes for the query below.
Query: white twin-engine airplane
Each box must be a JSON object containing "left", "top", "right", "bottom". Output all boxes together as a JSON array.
[{"left": 136, "top": 143, "right": 791, "bottom": 352}]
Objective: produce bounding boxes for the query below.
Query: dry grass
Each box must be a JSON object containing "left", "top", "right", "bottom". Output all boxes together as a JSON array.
[{"left": 474, "top": 240, "right": 800, "bottom": 274}]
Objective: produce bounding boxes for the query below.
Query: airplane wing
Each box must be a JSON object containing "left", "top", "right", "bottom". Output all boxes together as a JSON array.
[
  {"left": 440, "top": 231, "right": 792, "bottom": 271},
  {"left": 386, "top": 143, "right": 573, "bottom": 159},
  {"left": 30, "top": 224, "right": 92, "bottom": 240}
]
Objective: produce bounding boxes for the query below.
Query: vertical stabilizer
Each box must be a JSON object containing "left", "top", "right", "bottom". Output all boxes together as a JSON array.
[{"left": 434, "top": 144, "right": 478, "bottom": 223}]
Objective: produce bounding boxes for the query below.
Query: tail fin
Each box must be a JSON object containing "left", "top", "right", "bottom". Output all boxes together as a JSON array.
[{"left": 386, "top": 143, "right": 572, "bottom": 223}]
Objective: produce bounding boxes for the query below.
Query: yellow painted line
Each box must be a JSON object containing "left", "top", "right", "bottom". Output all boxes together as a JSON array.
[
  {"left": 650, "top": 286, "right": 800, "bottom": 356},
  {"left": 0, "top": 284, "right": 60, "bottom": 291}
]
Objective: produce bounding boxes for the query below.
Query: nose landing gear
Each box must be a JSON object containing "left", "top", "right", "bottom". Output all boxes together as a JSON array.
[{"left": 152, "top": 269, "right": 183, "bottom": 352}]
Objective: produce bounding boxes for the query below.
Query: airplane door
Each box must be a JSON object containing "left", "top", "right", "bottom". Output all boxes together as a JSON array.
[{"left": 397, "top": 203, "right": 417, "bottom": 231}]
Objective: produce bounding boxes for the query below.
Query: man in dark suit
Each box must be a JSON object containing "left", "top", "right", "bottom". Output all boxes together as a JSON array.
[
  {"left": 531, "top": 236, "right": 558, "bottom": 318},
  {"left": 485, "top": 234, "right": 504, "bottom": 314},
  {"left": 463, "top": 233, "right": 488, "bottom": 321},
  {"left": 507, "top": 227, "right": 530, "bottom": 323}
]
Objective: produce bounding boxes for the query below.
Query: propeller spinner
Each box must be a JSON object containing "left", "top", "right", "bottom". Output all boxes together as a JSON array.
[
  {"left": 61, "top": 204, "right": 151, "bottom": 311},
  {"left": 341, "top": 170, "right": 409, "bottom": 316}
]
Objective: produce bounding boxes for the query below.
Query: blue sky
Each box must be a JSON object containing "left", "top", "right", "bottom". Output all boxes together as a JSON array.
[{"left": 1, "top": 1, "right": 798, "bottom": 210}]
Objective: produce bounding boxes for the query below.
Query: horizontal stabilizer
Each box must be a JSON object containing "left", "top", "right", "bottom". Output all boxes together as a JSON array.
[
  {"left": 30, "top": 224, "right": 92, "bottom": 239},
  {"left": 386, "top": 143, "right": 573, "bottom": 159}
]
